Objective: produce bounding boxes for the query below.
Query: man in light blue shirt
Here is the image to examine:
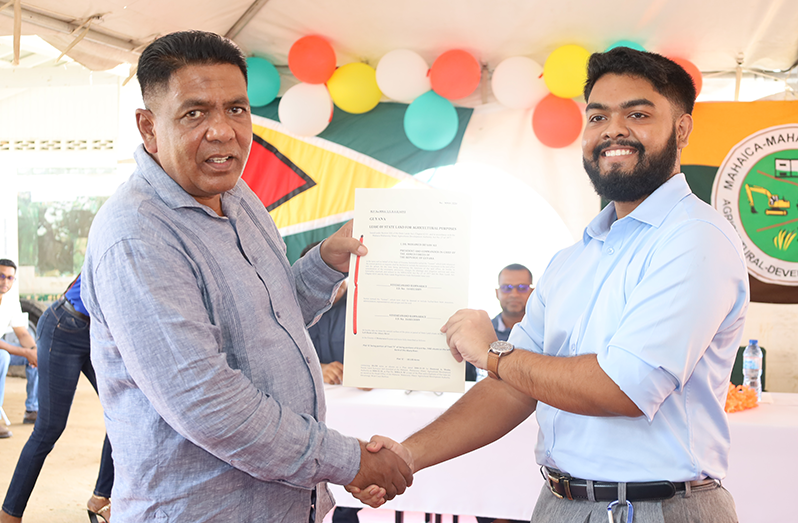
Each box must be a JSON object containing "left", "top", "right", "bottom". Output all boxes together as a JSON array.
[
  {"left": 79, "top": 31, "right": 410, "bottom": 523},
  {"left": 355, "top": 48, "right": 748, "bottom": 522}
]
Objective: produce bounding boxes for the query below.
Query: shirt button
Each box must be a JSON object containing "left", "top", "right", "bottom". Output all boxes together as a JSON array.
[
  {"left": 607, "top": 247, "right": 615, "bottom": 255},
  {"left": 546, "top": 450, "right": 551, "bottom": 457},
  {"left": 306, "top": 356, "right": 311, "bottom": 363},
  {"left": 275, "top": 311, "right": 281, "bottom": 318}
]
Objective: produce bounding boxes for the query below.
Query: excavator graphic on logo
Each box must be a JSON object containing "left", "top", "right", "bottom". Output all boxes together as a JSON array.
[{"left": 745, "top": 184, "right": 790, "bottom": 216}]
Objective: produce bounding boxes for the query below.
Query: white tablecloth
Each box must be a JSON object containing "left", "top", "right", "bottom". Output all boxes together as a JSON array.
[{"left": 325, "top": 385, "right": 798, "bottom": 522}]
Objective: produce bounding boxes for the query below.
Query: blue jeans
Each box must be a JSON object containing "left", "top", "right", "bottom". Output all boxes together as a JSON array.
[
  {"left": 2, "top": 299, "right": 114, "bottom": 517},
  {"left": 0, "top": 336, "right": 39, "bottom": 413}
]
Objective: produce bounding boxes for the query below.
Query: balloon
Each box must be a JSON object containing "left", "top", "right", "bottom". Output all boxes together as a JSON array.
[
  {"left": 430, "top": 49, "right": 481, "bottom": 100},
  {"left": 288, "top": 35, "right": 336, "bottom": 84},
  {"left": 404, "top": 91, "right": 459, "bottom": 151},
  {"left": 278, "top": 83, "right": 333, "bottom": 136},
  {"left": 491, "top": 56, "right": 548, "bottom": 109},
  {"left": 532, "top": 94, "right": 583, "bottom": 148},
  {"left": 246, "top": 57, "right": 280, "bottom": 107},
  {"left": 605, "top": 40, "right": 646, "bottom": 52},
  {"left": 376, "top": 49, "right": 431, "bottom": 102},
  {"left": 327, "top": 62, "right": 382, "bottom": 114},
  {"left": 543, "top": 45, "right": 592, "bottom": 99},
  {"left": 669, "top": 56, "right": 703, "bottom": 95}
]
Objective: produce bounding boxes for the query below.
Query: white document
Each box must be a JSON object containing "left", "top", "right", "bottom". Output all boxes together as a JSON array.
[{"left": 342, "top": 188, "right": 470, "bottom": 393}]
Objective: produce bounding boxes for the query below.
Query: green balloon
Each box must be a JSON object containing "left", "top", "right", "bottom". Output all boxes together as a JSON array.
[
  {"left": 404, "top": 91, "right": 458, "bottom": 151},
  {"left": 247, "top": 57, "right": 281, "bottom": 107},
  {"left": 606, "top": 40, "right": 646, "bottom": 52}
]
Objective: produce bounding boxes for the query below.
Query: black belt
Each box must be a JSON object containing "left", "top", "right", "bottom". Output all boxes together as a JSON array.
[
  {"left": 59, "top": 296, "right": 90, "bottom": 323},
  {"left": 542, "top": 467, "right": 717, "bottom": 502}
]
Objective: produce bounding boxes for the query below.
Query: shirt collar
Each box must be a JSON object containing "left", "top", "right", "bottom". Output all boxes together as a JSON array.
[
  {"left": 584, "top": 173, "right": 692, "bottom": 243},
  {"left": 133, "top": 144, "right": 243, "bottom": 217}
]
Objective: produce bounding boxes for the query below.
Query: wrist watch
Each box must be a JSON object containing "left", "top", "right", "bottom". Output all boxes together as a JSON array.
[{"left": 487, "top": 341, "right": 514, "bottom": 380}]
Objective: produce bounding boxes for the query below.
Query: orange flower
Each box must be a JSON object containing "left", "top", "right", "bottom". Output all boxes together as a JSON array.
[{"left": 725, "top": 382, "right": 759, "bottom": 413}]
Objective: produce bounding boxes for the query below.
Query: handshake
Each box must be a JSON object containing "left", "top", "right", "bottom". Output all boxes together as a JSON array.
[{"left": 345, "top": 436, "right": 414, "bottom": 507}]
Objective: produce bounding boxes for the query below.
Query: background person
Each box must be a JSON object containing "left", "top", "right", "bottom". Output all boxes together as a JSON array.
[
  {"left": 468, "top": 264, "right": 533, "bottom": 383},
  {"left": 0, "top": 274, "right": 114, "bottom": 523},
  {"left": 0, "top": 259, "right": 38, "bottom": 438},
  {"left": 492, "top": 264, "right": 533, "bottom": 342},
  {"left": 81, "top": 31, "right": 409, "bottom": 522}
]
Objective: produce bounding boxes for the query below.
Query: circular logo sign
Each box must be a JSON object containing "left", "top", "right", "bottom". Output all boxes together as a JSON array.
[{"left": 711, "top": 124, "right": 798, "bottom": 286}]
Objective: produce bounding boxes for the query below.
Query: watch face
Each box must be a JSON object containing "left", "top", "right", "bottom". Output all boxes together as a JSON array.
[{"left": 490, "top": 341, "right": 514, "bottom": 355}]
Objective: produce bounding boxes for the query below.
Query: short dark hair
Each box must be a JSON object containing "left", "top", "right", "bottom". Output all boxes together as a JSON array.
[
  {"left": 498, "top": 263, "right": 532, "bottom": 284},
  {"left": 137, "top": 30, "right": 248, "bottom": 105},
  {"left": 0, "top": 259, "right": 17, "bottom": 271},
  {"left": 583, "top": 47, "right": 697, "bottom": 115}
]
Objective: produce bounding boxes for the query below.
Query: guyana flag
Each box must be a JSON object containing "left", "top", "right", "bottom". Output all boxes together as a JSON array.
[
  {"left": 682, "top": 101, "right": 798, "bottom": 303},
  {"left": 244, "top": 102, "right": 472, "bottom": 262}
]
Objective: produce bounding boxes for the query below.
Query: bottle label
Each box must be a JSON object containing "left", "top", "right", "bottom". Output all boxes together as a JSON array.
[{"left": 743, "top": 360, "right": 761, "bottom": 370}]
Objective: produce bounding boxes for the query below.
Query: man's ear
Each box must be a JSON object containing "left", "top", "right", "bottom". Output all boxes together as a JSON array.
[
  {"left": 136, "top": 108, "right": 158, "bottom": 154},
  {"left": 675, "top": 112, "right": 693, "bottom": 150},
  {"left": 495, "top": 288, "right": 500, "bottom": 301}
]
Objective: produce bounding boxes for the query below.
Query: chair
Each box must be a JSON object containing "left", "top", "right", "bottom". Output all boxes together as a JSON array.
[{"left": 730, "top": 345, "right": 767, "bottom": 391}]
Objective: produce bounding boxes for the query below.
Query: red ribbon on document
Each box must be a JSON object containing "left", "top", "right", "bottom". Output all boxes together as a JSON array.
[{"left": 353, "top": 235, "right": 363, "bottom": 335}]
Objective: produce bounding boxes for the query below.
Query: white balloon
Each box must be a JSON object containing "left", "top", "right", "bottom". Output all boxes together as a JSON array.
[
  {"left": 278, "top": 83, "right": 333, "bottom": 136},
  {"left": 491, "top": 56, "right": 548, "bottom": 109},
  {"left": 376, "top": 49, "right": 431, "bottom": 102}
]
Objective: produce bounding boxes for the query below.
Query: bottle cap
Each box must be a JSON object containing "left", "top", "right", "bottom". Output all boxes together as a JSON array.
[{"left": 749, "top": 339, "right": 758, "bottom": 344}]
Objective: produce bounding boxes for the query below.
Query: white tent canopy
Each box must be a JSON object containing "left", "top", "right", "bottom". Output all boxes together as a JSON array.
[{"left": 2, "top": 0, "right": 797, "bottom": 89}]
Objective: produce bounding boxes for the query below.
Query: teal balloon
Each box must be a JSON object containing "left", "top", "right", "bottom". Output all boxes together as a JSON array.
[
  {"left": 403, "top": 91, "right": 458, "bottom": 151},
  {"left": 247, "top": 57, "right": 280, "bottom": 107},
  {"left": 606, "top": 40, "right": 646, "bottom": 52}
]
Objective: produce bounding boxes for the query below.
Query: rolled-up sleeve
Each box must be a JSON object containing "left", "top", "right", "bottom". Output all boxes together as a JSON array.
[{"left": 597, "top": 221, "right": 748, "bottom": 421}]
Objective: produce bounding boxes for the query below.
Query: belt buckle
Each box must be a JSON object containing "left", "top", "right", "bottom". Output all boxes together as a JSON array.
[{"left": 546, "top": 470, "right": 573, "bottom": 500}]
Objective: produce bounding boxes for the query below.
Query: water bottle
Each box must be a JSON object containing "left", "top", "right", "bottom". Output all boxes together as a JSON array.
[{"left": 742, "top": 339, "right": 763, "bottom": 400}]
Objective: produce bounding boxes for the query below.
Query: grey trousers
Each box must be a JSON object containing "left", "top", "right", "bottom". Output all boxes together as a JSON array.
[{"left": 530, "top": 482, "right": 738, "bottom": 523}]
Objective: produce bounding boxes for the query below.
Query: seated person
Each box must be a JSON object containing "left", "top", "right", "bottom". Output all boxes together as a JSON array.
[
  {"left": 0, "top": 259, "right": 38, "bottom": 438},
  {"left": 467, "top": 263, "right": 534, "bottom": 383}
]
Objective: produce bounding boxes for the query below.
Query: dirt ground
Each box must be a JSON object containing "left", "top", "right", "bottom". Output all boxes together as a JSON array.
[{"left": 1, "top": 374, "right": 107, "bottom": 523}]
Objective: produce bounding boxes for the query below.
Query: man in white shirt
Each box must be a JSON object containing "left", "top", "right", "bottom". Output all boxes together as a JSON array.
[{"left": 0, "top": 259, "right": 39, "bottom": 438}]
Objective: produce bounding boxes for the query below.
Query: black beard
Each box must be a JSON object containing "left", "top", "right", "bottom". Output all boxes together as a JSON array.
[{"left": 582, "top": 129, "right": 678, "bottom": 203}]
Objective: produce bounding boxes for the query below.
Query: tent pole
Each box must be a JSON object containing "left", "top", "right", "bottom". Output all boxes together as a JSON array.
[
  {"left": 225, "top": 0, "right": 272, "bottom": 40},
  {"left": 734, "top": 52, "right": 744, "bottom": 102},
  {"left": 12, "top": 0, "right": 20, "bottom": 65}
]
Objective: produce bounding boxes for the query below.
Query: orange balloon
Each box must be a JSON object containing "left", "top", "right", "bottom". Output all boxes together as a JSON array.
[
  {"left": 670, "top": 57, "right": 703, "bottom": 95},
  {"left": 430, "top": 50, "right": 481, "bottom": 100},
  {"left": 288, "top": 35, "right": 336, "bottom": 84},
  {"left": 532, "top": 94, "right": 583, "bottom": 148}
]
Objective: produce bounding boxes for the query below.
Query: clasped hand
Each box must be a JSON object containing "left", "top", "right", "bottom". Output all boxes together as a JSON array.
[
  {"left": 346, "top": 437, "right": 414, "bottom": 507},
  {"left": 346, "top": 438, "right": 414, "bottom": 507}
]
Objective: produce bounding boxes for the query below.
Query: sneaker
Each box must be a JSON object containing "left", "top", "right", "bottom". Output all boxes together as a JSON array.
[
  {"left": 23, "top": 411, "right": 37, "bottom": 424},
  {"left": 0, "top": 424, "right": 11, "bottom": 438}
]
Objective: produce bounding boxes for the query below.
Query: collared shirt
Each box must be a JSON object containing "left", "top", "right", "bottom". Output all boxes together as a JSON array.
[
  {"left": 491, "top": 313, "right": 511, "bottom": 342},
  {"left": 82, "top": 145, "right": 360, "bottom": 522},
  {"left": 510, "top": 174, "right": 749, "bottom": 483}
]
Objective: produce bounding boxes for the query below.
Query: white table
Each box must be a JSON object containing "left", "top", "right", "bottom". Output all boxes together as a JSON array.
[{"left": 325, "top": 385, "right": 798, "bottom": 522}]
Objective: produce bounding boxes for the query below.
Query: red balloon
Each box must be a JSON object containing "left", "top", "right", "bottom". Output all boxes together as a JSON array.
[
  {"left": 670, "top": 57, "right": 703, "bottom": 95},
  {"left": 288, "top": 36, "right": 336, "bottom": 84},
  {"left": 430, "top": 50, "right": 481, "bottom": 100},
  {"left": 532, "top": 94, "right": 583, "bottom": 148}
]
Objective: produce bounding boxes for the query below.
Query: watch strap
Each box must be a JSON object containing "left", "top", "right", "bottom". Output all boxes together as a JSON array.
[{"left": 487, "top": 349, "right": 501, "bottom": 380}]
